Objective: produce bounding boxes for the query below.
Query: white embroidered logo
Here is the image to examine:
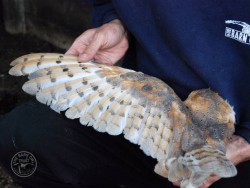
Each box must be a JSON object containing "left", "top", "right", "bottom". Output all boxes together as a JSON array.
[{"left": 225, "top": 20, "right": 250, "bottom": 45}]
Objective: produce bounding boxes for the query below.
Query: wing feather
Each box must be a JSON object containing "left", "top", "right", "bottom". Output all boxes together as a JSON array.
[
  {"left": 10, "top": 53, "right": 76, "bottom": 66},
  {"left": 9, "top": 53, "right": 182, "bottom": 161}
]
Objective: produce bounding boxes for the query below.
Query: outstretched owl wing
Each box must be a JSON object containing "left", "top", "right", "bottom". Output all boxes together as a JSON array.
[{"left": 9, "top": 53, "right": 180, "bottom": 161}]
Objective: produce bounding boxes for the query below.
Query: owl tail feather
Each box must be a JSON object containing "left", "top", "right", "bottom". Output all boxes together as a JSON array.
[{"left": 179, "top": 145, "right": 237, "bottom": 187}]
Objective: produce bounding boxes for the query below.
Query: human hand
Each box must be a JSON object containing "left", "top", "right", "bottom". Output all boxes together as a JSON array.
[
  {"left": 199, "top": 135, "right": 250, "bottom": 188},
  {"left": 66, "top": 19, "right": 129, "bottom": 65}
]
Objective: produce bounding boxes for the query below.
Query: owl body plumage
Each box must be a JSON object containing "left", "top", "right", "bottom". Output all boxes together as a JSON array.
[{"left": 9, "top": 53, "right": 237, "bottom": 188}]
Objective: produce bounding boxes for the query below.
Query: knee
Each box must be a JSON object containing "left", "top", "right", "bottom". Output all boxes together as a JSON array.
[
  {"left": 0, "top": 102, "right": 60, "bottom": 177},
  {"left": 0, "top": 102, "right": 82, "bottom": 185},
  {"left": 0, "top": 112, "right": 18, "bottom": 176},
  {"left": 0, "top": 102, "right": 63, "bottom": 155}
]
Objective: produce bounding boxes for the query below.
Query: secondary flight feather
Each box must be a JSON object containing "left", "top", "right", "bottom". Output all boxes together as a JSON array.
[{"left": 9, "top": 53, "right": 237, "bottom": 188}]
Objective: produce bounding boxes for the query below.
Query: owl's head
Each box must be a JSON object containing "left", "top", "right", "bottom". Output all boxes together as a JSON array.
[{"left": 184, "top": 89, "right": 235, "bottom": 144}]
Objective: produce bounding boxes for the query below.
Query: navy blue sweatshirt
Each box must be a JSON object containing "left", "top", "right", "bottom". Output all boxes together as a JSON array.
[{"left": 90, "top": 0, "right": 250, "bottom": 142}]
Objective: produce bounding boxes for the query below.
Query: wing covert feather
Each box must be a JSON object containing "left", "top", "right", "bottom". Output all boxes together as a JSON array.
[{"left": 9, "top": 53, "right": 178, "bottom": 161}]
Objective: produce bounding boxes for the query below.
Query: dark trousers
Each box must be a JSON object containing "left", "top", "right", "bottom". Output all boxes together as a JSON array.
[{"left": 0, "top": 102, "right": 250, "bottom": 188}]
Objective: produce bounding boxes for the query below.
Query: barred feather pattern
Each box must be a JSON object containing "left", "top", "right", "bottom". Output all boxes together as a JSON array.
[{"left": 9, "top": 53, "right": 237, "bottom": 188}]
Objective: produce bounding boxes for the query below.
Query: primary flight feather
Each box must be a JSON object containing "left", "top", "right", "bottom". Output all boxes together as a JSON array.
[{"left": 9, "top": 53, "right": 237, "bottom": 188}]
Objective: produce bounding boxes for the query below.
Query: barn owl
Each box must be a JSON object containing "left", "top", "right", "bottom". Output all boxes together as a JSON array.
[{"left": 9, "top": 53, "right": 237, "bottom": 188}]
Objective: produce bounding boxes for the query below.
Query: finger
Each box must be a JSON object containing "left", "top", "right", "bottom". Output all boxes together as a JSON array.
[
  {"left": 65, "top": 37, "right": 89, "bottom": 56},
  {"left": 172, "top": 181, "right": 180, "bottom": 187},
  {"left": 230, "top": 135, "right": 239, "bottom": 141},
  {"left": 94, "top": 52, "right": 114, "bottom": 65},
  {"left": 199, "top": 176, "right": 221, "bottom": 188},
  {"left": 78, "top": 32, "right": 105, "bottom": 62},
  {"left": 65, "top": 44, "right": 85, "bottom": 56},
  {"left": 65, "top": 29, "right": 96, "bottom": 56}
]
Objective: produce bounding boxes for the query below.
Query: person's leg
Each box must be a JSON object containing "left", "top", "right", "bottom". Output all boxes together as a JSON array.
[{"left": 0, "top": 102, "right": 171, "bottom": 188}]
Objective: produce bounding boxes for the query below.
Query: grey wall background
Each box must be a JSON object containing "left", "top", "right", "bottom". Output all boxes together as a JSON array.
[
  {"left": 0, "top": 0, "right": 3, "bottom": 24},
  {"left": 1, "top": 0, "right": 92, "bottom": 49}
]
